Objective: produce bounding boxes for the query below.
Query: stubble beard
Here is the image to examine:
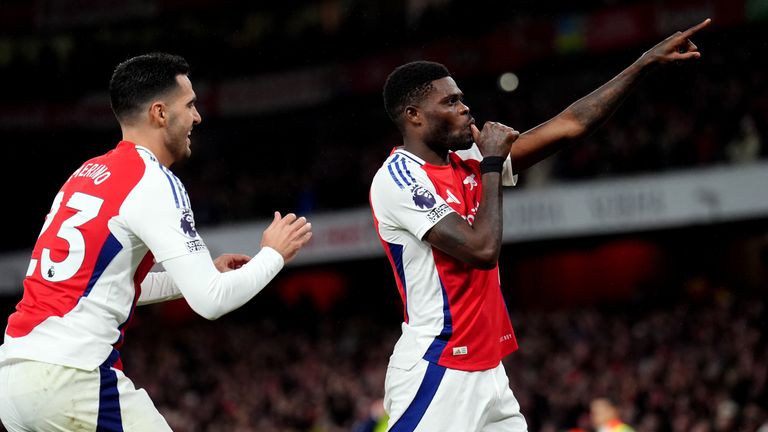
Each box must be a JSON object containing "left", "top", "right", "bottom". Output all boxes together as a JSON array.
[
  {"left": 424, "top": 120, "right": 473, "bottom": 154},
  {"left": 164, "top": 133, "right": 192, "bottom": 165}
]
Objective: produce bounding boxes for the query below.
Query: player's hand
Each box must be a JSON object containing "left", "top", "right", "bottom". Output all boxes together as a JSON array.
[
  {"left": 260, "top": 212, "right": 313, "bottom": 263},
  {"left": 471, "top": 121, "right": 520, "bottom": 158},
  {"left": 640, "top": 18, "right": 711, "bottom": 66},
  {"left": 213, "top": 253, "right": 251, "bottom": 272}
]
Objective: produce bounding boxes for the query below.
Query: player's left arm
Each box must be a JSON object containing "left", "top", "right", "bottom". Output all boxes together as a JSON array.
[
  {"left": 138, "top": 271, "right": 182, "bottom": 305},
  {"left": 137, "top": 253, "right": 252, "bottom": 305},
  {"left": 509, "top": 18, "right": 711, "bottom": 172}
]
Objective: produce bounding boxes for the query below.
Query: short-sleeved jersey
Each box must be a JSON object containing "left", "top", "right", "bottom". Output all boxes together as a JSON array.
[
  {"left": 0, "top": 141, "right": 207, "bottom": 371},
  {"left": 370, "top": 145, "right": 518, "bottom": 372}
]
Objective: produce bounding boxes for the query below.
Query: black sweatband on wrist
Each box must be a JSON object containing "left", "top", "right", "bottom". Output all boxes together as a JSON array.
[{"left": 480, "top": 156, "right": 505, "bottom": 174}]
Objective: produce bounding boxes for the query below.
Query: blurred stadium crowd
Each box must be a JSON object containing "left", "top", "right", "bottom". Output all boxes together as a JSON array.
[
  {"left": 127, "top": 17, "right": 768, "bottom": 226},
  {"left": 120, "top": 286, "right": 767, "bottom": 432},
  {"left": 1, "top": 0, "right": 767, "bottom": 243}
]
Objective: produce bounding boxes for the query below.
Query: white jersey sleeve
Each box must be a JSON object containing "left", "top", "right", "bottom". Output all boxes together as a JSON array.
[
  {"left": 370, "top": 153, "right": 454, "bottom": 240},
  {"left": 120, "top": 162, "right": 207, "bottom": 263},
  {"left": 120, "top": 153, "right": 284, "bottom": 319},
  {"left": 138, "top": 252, "right": 285, "bottom": 315},
  {"left": 138, "top": 272, "right": 182, "bottom": 305},
  {"left": 160, "top": 247, "right": 283, "bottom": 320},
  {"left": 454, "top": 143, "right": 517, "bottom": 186}
]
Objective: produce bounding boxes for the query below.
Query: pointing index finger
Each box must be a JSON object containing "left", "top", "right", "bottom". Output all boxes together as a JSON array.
[{"left": 681, "top": 18, "right": 711, "bottom": 38}]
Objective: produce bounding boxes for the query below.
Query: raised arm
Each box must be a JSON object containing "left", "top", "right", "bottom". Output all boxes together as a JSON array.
[{"left": 510, "top": 18, "right": 712, "bottom": 172}]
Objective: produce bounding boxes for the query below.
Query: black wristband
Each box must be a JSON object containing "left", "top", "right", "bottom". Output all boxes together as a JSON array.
[{"left": 480, "top": 156, "right": 505, "bottom": 174}]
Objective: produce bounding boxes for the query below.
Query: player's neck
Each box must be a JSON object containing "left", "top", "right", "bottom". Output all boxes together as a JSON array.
[
  {"left": 122, "top": 129, "right": 174, "bottom": 167},
  {"left": 402, "top": 137, "right": 450, "bottom": 166}
]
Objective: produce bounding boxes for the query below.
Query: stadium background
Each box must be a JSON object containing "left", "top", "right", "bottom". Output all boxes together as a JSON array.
[{"left": 0, "top": 0, "right": 767, "bottom": 431}]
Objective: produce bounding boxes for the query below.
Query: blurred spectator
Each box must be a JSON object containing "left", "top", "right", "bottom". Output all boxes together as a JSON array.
[
  {"left": 591, "top": 397, "right": 636, "bottom": 432},
  {"left": 726, "top": 114, "right": 762, "bottom": 164},
  {"left": 351, "top": 399, "right": 388, "bottom": 432}
]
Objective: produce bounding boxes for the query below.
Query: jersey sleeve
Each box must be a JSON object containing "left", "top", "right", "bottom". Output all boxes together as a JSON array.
[
  {"left": 137, "top": 272, "right": 182, "bottom": 305},
  {"left": 454, "top": 143, "right": 517, "bottom": 186},
  {"left": 120, "top": 165, "right": 208, "bottom": 263},
  {"left": 370, "top": 162, "right": 454, "bottom": 240},
  {"left": 160, "top": 246, "right": 284, "bottom": 320},
  {"left": 121, "top": 161, "right": 285, "bottom": 319}
]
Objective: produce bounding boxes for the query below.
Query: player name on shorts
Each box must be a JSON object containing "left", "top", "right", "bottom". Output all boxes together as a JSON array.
[{"left": 69, "top": 163, "right": 111, "bottom": 185}]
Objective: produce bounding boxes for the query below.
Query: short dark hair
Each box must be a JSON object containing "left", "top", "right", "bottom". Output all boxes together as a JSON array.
[
  {"left": 382, "top": 61, "right": 450, "bottom": 128},
  {"left": 109, "top": 53, "right": 190, "bottom": 123}
]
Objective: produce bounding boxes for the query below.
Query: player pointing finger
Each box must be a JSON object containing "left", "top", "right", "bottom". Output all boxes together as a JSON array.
[
  {"left": 370, "top": 17, "right": 711, "bottom": 432},
  {"left": 641, "top": 18, "right": 712, "bottom": 64}
]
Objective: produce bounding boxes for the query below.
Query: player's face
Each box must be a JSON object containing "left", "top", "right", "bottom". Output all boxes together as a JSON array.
[
  {"left": 163, "top": 74, "right": 202, "bottom": 163},
  {"left": 420, "top": 77, "right": 474, "bottom": 152}
]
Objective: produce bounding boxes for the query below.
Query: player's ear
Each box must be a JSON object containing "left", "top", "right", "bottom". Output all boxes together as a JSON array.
[
  {"left": 404, "top": 105, "right": 422, "bottom": 127},
  {"left": 149, "top": 101, "right": 167, "bottom": 126}
]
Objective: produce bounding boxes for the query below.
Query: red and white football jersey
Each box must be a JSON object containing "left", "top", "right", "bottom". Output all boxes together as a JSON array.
[
  {"left": 370, "top": 145, "right": 518, "bottom": 372},
  {"left": 1, "top": 141, "right": 207, "bottom": 371}
]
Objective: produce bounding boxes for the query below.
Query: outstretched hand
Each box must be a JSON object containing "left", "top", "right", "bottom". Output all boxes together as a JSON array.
[
  {"left": 641, "top": 18, "right": 711, "bottom": 65},
  {"left": 260, "top": 212, "right": 313, "bottom": 263}
]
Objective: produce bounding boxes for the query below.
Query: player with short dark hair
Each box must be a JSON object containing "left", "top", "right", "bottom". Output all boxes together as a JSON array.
[
  {"left": 383, "top": 61, "right": 451, "bottom": 129},
  {"left": 0, "top": 52, "right": 313, "bottom": 431},
  {"left": 110, "top": 53, "right": 191, "bottom": 123},
  {"left": 370, "top": 19, "right": 710, "bottom": 432}
]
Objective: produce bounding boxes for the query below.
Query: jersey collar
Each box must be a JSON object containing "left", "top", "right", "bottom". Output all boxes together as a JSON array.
[
  {"left": 392, "top": 147, "right": 426, "bottom": 166},
  {"left": 133, "top": 144, "right": 159, "bottom": 163}
]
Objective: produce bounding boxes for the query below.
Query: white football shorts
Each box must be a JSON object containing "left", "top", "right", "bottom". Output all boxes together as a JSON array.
[
  {"left": 384, "top": 359, "right": 527, "bottom": 432},
  {"left": 0, "top": 352, "right": 171, "bottom": 432}
]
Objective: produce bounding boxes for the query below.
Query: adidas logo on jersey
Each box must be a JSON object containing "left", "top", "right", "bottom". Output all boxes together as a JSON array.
[
  {"left": 445, "top": 189, "right": 462, "bottom": 205},
  {"left": 452, "top": 346, "right": 468, "bottom": 356}
]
